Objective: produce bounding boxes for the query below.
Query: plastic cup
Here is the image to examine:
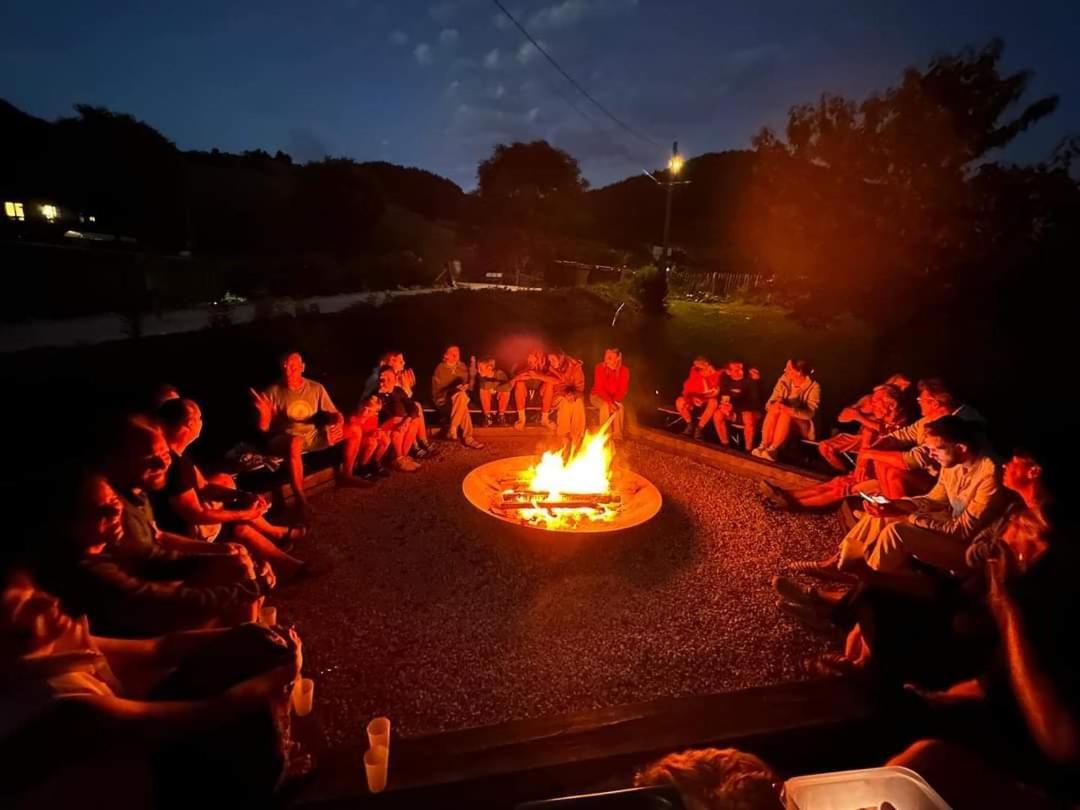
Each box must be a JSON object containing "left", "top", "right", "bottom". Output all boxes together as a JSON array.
[
  {"left": 367, "top": 716, "right": 391, "bottom": 752},
  {"left": 292, "top": 678, "right": 314, "bottom": 716},
  {"left": 364, "top": 744, "right": 389, "bottom": 793},
  {"left": 259, "top": 606, "right": 277, "bottom": 627}
]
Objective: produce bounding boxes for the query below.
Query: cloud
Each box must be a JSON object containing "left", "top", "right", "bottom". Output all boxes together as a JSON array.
[
  {"left": 389, "top": 30, "right": 409, "bottom": 46},
  {"left": 528, "top": 106, "right": 541, "bottom": 123},
  {"left": 414, "top": 43, "right": 433, "bottom": 65},
  {"left": 527, "top": 0, "right": 637, "bottom": 31},
  {"left": 492, "top": 12, "right": 511, "bottom": 30},
  {"left": 429, "top": 1, "right": 458, "bottom": 23},
  {"left": 490, "top": 83, "right": 506, "bottom": 99},
  {"left": 439, "top": 28, "right": 460, "bottom": 45},
  {"left": 516, "top": 41, "right": 541, "bottom": 65},
  {"left": 483, "top": 48, "right": 500, "bottom": 69}
]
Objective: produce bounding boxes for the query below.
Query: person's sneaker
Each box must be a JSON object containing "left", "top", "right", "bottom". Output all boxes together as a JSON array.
[
  {"left": 750, "top": 445, "right": 765, "bottom": 457},
  {"left": 513, "top": 415, "right": 526, "bottom": 431},
  {"left": 497, "top": 413, "right": 511, "bottom": 427},
  {"left": 540, "top": 416, "right": 553, "bottom": 430},
  {"left": 413, "top": 445, "right": 430, "bottom": 459},
  {"left": 692, "top": 425, "right": 704, "bottom": 441},
  {"left": 760, "top": 447, "right": 779, "bottom": 462},
  {"left": 392, "top": 457, "right": 420, "bottom": 472},
  {"left": 484, "top": 413, "right": 495, "bottom": 427},
  {"left": 462, "top": 438, "right": 484, "bottom": 449},
  {"left": 772, "top": 575, "right": 849, "bottom": 606},
  {"left": 758, "top": 479, "right": 791, "bottom": 509},
  {"left": 776, "top": 599, "right": 836, "bottom": 634},
  {"left": 682, "top": 422, "right": 695, "bottom": 436},
  {"left": 785, "top": 555, "right": 855, "bottom": 584}
]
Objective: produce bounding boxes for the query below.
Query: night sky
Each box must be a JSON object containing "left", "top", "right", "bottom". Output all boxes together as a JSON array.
[{"left": 3, "top": 0, "right": 1077, "bottom": 188}]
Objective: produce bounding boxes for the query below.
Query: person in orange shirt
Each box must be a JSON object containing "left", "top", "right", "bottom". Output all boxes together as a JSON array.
[
  {"left": 590, "top": 347, "right": 630, "bottom": 440},
  {"left": 675, "top": 357, "right": 720, "bottom": 440}
]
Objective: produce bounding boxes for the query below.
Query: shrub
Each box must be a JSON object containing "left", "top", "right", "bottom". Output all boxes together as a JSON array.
[{"left": 629, "top": 264, "right": 667, "bottom": 314}]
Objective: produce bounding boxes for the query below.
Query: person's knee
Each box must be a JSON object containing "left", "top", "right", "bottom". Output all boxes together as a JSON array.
[
  {"left": 888, "top": 738, "right": 951, "bottom": 770},
  {"left": 209, "top": 472, "right": 236, "bottom": 489}
]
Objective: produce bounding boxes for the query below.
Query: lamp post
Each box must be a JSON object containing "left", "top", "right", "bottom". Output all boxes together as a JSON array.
[{"left": 661, "top": 141, "right": 684, "bottom": 267}]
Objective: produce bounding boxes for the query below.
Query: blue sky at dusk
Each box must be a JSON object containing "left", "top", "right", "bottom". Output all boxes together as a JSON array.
[{"left": 3, "top": 0, "right": 1077, "bottom": 188}]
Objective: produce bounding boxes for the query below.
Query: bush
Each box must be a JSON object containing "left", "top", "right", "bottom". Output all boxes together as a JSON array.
[{"left": 629, "top": 265, "right": 667, "bottom": 314}]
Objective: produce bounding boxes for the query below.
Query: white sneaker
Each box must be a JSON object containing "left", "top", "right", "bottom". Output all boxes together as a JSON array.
[
  {"left": 393, "top": 456, "right": 421, "bottom": 472},
  {"left": 761, "top": 448, "right": 779, "bottom": 462}
]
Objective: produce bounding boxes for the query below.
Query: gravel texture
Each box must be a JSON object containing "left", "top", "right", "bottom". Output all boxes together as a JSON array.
[{"left": 275, "top": 436, "right": 841, "bottom": 748}]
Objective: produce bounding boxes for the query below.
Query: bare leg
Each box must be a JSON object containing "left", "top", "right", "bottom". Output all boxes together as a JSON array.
[
  {"left": 759, "top": 405, "right": 780, "bottom": 447},
  {"left": 712, "top": 412, "right": 731, "bottom": 445},
  {"left": 401, "top": 419, "right": 419, "bottom": 455},
  {"left": 540, "top": 383, "right": 554, "bottom": 425},
  {"left": 414, "top": 409, "right": 429, "bottom": 443},
  {"left": 496, "top": 390, "right": 511, "bottom": 416},
  {"left": 696, "top": 399, "right": 717, "bottom": 428},
  {"left": 451, "top": 391, "right": 474, "bottom": 440},
  {"left": 766, "top": 410, "right": 793, "bottom": 450},
  {"left": 742, "top": 411, "right": 759, "bottom": 449},
  {"left": 479, "top": 389, "right": 493, "bottom": 417},
  {"left": 338, "top": 422, "right": 363, "bottom": 481},
  {"left": 675, "top": 396, "right": 692, "bottom": 423},
  {"left": 514, "top": 382, "right": 529, "bottom": 427},
  {"left": 286, "top": 436, "right": 307, "bottom": 509},
  {"left": 231, "top": 524, "right": 305, "bottom": 577}
]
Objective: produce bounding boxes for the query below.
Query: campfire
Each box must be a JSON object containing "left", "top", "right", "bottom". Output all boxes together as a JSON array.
[{"left": 462, "top": 421, "right": 662, "bottom": 533}]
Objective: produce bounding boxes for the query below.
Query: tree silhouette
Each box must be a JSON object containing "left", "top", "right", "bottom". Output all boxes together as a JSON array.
[{"left": 737, "top": 39, "right": 1060, "bottom": 322}]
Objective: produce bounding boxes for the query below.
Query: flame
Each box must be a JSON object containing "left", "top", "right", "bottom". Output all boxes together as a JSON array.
[{"left": 506, "top": 422, "right": 618, "bottom": 530}]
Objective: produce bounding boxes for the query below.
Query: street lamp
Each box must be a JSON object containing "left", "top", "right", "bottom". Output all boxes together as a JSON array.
[{"left": 662, "top": 141, "right": 684, "bottom": 264}]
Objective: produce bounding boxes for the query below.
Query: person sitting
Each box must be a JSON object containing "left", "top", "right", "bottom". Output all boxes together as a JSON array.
[
  {"left": 546, "top": 349, "right": 587, "bottom": 447},
  {"left": 793, "top": 416, "right": 1006, "bottom": 581},
  {"left": 350, "top": 395, "right": 392, "bottom": 477},
  {"left": 375, "top": 367, "right": 422, "bottom": 471},
  {"left": 818, "top": 374, "right": 912, "bottom": 471},
  {"left": 42, "top": 472, "right": 263, "bottom": 638},
  {"left": 249, "top": 351, "right": 364, "bottom": 517},
  {"left": 510, "top": 350, "right": 553, "bottom": 430},
  {"left": 431, "top": 345, "right": 483, "bottom": 449},
  {"left": 476, "top": 357, "right": 512, "bottom": 426},
  {"left": 366, "top": 351, "right": 435, "bottom": 458},
  {"left": 885, "top": 454, "right": 1079, "bottom": 810},
  {"left": 675, "top": 357, "right": 721, "bottom": 440},
  {"left": 590, "top": 347, "right": 630, "bottom": 440},
  {"left": 0, "top": 567, "right": 305, "bottom": 807},
  {"left": 712, "top": 359, "right": 763, "bottom": 448},
  {"left": 761, "top": 378, "right": 964, "bottom": 511},
  {"left": 635, "top": 746, "right": 783, "bottom": 809},
  {"left": 752, "top": 359, "right": 821, "bottom": 462},
  {"left": 153, "top": 398, "right": 307, "bottom": 582}
]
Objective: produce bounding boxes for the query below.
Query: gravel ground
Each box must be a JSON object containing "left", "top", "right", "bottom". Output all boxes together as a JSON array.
[{"left": 275, "top": 436, "right": 842, "bottom": 748}]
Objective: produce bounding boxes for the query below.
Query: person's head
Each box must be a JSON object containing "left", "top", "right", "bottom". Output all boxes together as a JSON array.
[
  {"left": 378, "top": 367, "right": 397, "bottom": 393},
  {"left": 884, "top": 373, "right": 912, "bottom": 392},
  {"left": 916, "top": 379, "right": 955, "bottom": 419},
  {"left": 692, "top": 356, "right": 715, "bottom": 375},
  {"left": 635, "top": 747, "right": 783, "bottom": 810},
  {"left": 547, "top": 349, "right": 567, "bottom": 370},
  {"left": 785, "top": 359, "right": 813, "bottom": 384},
  {"left": 65, "top": 473, "right": 125, "bottom": 555},
  {"left": 361, "top": 394, "right": 383, "bottom": 415},
  {"left": 924, "top": 415, "right": 984, "bottom": 469},
  {"left": 1, "top": 569, "right": 74, "bottom": 662},
  {"left": 1004, "top": 450, "right": 1043, "bottom": 497},
  {"left": 872, "top": 384, "right": 903, "bottom": 420},
  {"left": 152, "top": 383, "right": 180, "bottom": 408},
  {"left": 108, "top": 415, "right": 171, "bottom": 492},
  {"left": 443, "top": 345, "right": 461, "bottom": 366},
  {"left": 281, "top": 352, "right": 305, "bottom": 387},
  {"left": 478, "top": 357, "right": 496, "bottom": 377},
  {"left": 603, "top": 348, "right": 622, "bottom": 370},
  {"left": 526, "top": 350, "right": 546, "bottom": 371},
  {"left": 380, "top": 351, "right": 405, "bottom": 373},
  {"left": 726, "top": 360, "right": 746, "bottom": 380},
  {"left": 157, "top": 397, "right": 203, "bottom": 449}
]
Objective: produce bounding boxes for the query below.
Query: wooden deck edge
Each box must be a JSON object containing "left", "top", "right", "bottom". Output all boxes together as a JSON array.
[
  {"left": 297, "top": 677, "right": 875, "bottom": 805},
  {"left": 626, "top": 423, "right": 828, "bottom": 489}
]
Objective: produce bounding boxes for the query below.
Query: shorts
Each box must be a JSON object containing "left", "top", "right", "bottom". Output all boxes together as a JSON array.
[
  {"left": 267, "top": 429, "right": 331, "bottom": 455},
  {"left": 479, "top": 380, "right": 512, "bottom": 393}
]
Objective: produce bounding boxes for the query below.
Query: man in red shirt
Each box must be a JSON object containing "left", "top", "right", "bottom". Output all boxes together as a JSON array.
[
  {"left": 675, "top": 357, "right": 720, "bottom": 440},
  {"left": 590, "top": 347, "right": 630, "bottom": 440}
]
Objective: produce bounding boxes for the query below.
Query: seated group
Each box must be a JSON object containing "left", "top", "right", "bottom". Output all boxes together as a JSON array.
[{"left": 4, "top": 343, "right": 1075, "bottom": 809}]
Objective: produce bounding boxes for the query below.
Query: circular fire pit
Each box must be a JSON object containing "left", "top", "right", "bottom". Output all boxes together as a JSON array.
[{"left": 462, "top": 454, "right": 662, "bottom": 533}]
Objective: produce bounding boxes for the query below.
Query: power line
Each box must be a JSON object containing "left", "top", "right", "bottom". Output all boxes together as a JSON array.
[{"left": 490, "top": 0, "right": 661, "bottom": 149}]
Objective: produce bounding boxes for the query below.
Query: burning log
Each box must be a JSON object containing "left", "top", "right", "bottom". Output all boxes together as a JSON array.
[
  {"left": 498, "top": 491, "right": 621, "bottom": 504},
  {"left": 494, "top": 499, "right": 616, "bottom": 511}
]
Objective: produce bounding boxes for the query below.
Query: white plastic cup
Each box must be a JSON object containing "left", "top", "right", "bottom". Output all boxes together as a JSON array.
[
  {"left": 259, "top": 606, "right": 277, "bottom": 627},
  {"left": 364, "top": 744, "right": 389, "bottom": 793},
  {"left": 292, "top": 677, "right": 314, "bottom": 717},
  {"left": 367, "top": 716, "right": 391, "bottom": 753}
]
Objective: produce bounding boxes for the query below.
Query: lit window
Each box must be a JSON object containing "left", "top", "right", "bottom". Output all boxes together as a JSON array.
[
  {"left": 40, "top": 204, "right": 59, "bottom": 222},
  {"left": 4, "top": 201, "right": 25, "bottom": 221},
  {"left": 88, "top": 215, "right": 96, "bottom": 223}
]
